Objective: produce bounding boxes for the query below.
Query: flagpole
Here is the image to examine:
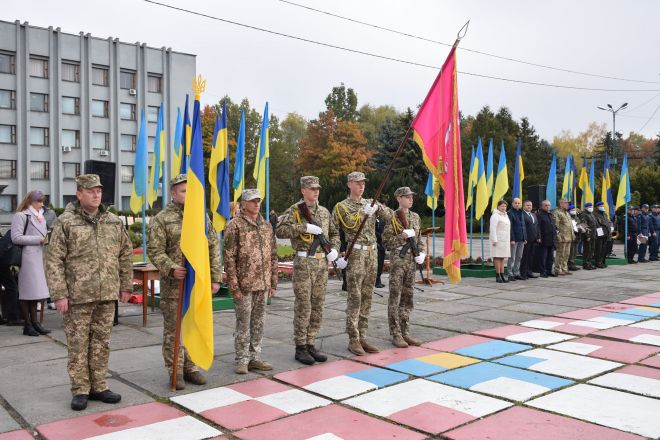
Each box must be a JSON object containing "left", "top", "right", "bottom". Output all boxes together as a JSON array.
[
  {"left": 171, "top": 258, "right": 185, "bottom": 391},
  {"left": 624, "top": 203, "right": 628, "bottom": 262},
  {"left": 469, "top": 194, "right": 474, "bottom": 259},
  {"left": 431, "top": 199, "right": 436, "bottom": 260},
  {"left": 265, "top": 157, "right": 270, "bottom": 216},
  {"left": 480, "top": 217, "right": 484, "bottom": 267}
]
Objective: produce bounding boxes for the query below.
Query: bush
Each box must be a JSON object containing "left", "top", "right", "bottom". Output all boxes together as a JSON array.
[
  {"left": 128, "top": 231, "right": 143, "bottom": 249},
  {"left": 129, "top": 221, "right": 144, "bottom": 234}
]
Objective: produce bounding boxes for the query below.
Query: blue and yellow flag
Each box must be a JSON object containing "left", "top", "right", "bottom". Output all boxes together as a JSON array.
[
  {"left": 561, "top": 154, "right": 571, "bottom": 202},
  {"left": 570, "top": 154, "right": 577, "bottom": 204},
  {"left": 148, "top": 104, "right": 165, "bottom": 207},
  {"left": 465, "top": 146, "right": 476, "bottom": 210},
  {"left": 486, "top": 138, "right": 494, "bottom": 198},
  {"left": 603, "top": 154, "right": 615, "bottom": 219},
  {"left": 512, "top": 138, "right": 524, "bottom": 200},
  {"left": 129, "top": 110, "right": 148, "bottom": 214},
  {"left": 587, "top": 158, "right": 595, "bottom": 206},
  {"left": 209, "top": 103, "right": 231, "bottom": 233},
  {"left": 474, "top": 138, "right": 488, "bottom": 220},
  {"left": 615, "top": 154, "right": 630, "bottom": 209},
  {"left": 253, "top": 103, "right": 269, "bottom": 202},
  {"left": 425, "top": 172, "right": 439, "bottom": 210},
  {"left": 491, "top": 141, "right": 509, "bottom": 211},
  {"left": 179, "top": 95, "right": 192, "bottom": 174},
  {"left": 180, "top": 78, "right": 213, "bottom": 370},
  {"left": 233, "top": 109, "right": 246, "bottom": 202},
  {"left": 171, "top": 108, "right": 183, "bottom": 180},
  {"left": 547, "top": 153, "right": 557, "bottom": 208},
  {"left": 578, "top": 153, "right": 589, "bottom": 208}
]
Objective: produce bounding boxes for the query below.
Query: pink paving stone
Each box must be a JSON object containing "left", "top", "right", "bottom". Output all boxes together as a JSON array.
[
  {"left": 641, "top": 354, "right": 660, "bottom": 369},
  {"left": 274, "top": 360, "right": 371, "bottom": 387},
  {"left": 388, "top": 401, "right": 475, "bottom": 434},
  {"left": 520, "top": 317, "right": 599, "bottom": 335},
  {"left": 0, "top": 431, "right": 34, "bottom": 440},
  {"left": 556, "top": 309, "right": 612, "bottom": 320},
  {"left": 615, "top": 364, "right": 660, "bottom": 380},
  {"left": 550, "top": 337, "right": 659, "bottom": 363},
  {"left": 235, "top": 404, "right": 425, "bottom": 440},
  {"left": 351, "top": 346, "right": 438, "bottom": 367},
  {"left": 594, "top": 326, "right": 660, "bottom": 345},
  {"left": 200, "top": 399, "right": 288, "bottom": 430},
  {"left": 227, "top": 377, "right": 291, "bottom": 398},
  {"left": 472, "top": 325, "right": 528, "bottom": 339},
  {"left": 37, "top": 402, "right": 185, "bottom": 440},
  {"left": 622, "top": 296, "right": 660, "bottom": 306},
  {"left": 443, "top": 406, "right": 644, "bottom": 440},
  {"left": 593, "top": 303, "right": 660, "bottom": 314},
  {"left": 422, "top": 334, "right": 496, "bottom": 351}
]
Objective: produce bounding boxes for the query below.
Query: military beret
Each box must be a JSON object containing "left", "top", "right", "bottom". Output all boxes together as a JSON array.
[
  {"left": 169, "top": 174, "right": 187, "bottom": 187},
  {"left": 652, "top": 204, "right": 659, "bottom": 208},
  {"left": 584, "top": 202, "right": 593, "bottom": 207},
  {"left": 347, "top": 171, "right": 367, "bottom": 182},
  {"left": 76, "top": 174, "right": 103, "bottom": 189},
  {"left": 242, "top": 188, "right": 261, "bottom": 201},
  {"left": 394, "top": 187, "right": 415, "bottom": 197},
  {"left": 568, "top": 204, "right": 575, "bottom": 210},
  {"left": 641, "top": 203, "right": 649, "bottom": 209},
  {"left": 595, "top": 201, "right": 604, "bottom": 206},
  {"left": 631, "top": 206, "right": 639, "bottom": 210},
  {"left": 300, "top": 176, "right": 321, "bottom": 189}
]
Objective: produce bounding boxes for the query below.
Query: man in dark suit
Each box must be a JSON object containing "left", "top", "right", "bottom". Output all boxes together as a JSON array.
[
  {"left": 520, "top": 200, "right": 539, "bottom": 279},
  {"left": 536, "top": 200, "right": 557, "bottom": 277}
]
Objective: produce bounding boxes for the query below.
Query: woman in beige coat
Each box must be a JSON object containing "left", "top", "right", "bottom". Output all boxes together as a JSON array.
[{"left": 490, "top": 200, "right": 511, "bottom": 283}]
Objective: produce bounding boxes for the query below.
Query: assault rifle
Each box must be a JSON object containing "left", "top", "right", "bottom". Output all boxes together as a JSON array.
[
  {"left": 396, "top": 209, "right": 426, "bottom": 283},
  {"left": 297, "top": 202, "right": 342, "bottom": 282}
]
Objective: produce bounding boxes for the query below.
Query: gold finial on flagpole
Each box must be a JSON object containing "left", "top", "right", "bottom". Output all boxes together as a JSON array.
[{"left": 192, "top": 74, "right": 206, "bottom": 100}]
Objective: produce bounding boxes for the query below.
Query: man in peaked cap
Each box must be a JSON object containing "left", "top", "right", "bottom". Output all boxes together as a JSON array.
[
  {"left": 552, "top": 198, "right": 574, "bottom": 275},
  {"left": 637, "top": 204, "right": 652, "bottom": 262},
  {"left": 566, "top": 204, "right": 582, "bottom": 272},
  {"left": 579, "top": 202, "right": 598, "bottom": 270}
]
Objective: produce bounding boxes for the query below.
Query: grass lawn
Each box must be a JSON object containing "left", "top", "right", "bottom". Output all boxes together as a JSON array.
[{"left": 277, "top": 244, "right": 295, "bottom": 258}]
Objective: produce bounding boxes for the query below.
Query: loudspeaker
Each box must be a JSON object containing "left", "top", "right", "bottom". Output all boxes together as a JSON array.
[
  {"left": 526, "top": 184, "right": 546, "bottom": 210},
  {"left": 84, "top": 160, "right": 116, "bottom": 206}
]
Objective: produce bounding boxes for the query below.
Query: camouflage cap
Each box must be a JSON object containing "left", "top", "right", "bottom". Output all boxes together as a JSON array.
[
  {"left": 559, "top": 198, "right": 569, "bottom": 203},
  {"left": 347, "top": 171, "right": 367, "bottom": 182},
  {"left": 394, "top": 187, "right": 415, "bottom": 197},
  {"left": 76, "top": 174, "right": 103, "bottom": 189},
  {"left": 242, "top": 188, "right": 261, "bottom": 201},
  {"left": 301, "top": 176, "right": 321, "bottom": 189},
  {"left": 170, "top": 174, "right": 187, "bottom": 187}
]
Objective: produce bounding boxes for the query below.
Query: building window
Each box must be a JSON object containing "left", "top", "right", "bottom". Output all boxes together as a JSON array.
[
  {"left": 29, "top": 57, "right": 48, "bottom": 78},
  {"left": 0, "top": 89, "right": 15, "bottom": 109},
  {"left": 30, "top": 161, "right": 50, "bottom": 179},
  {"left": 30, "top": 127, "right": 49, "bottom": 146},
  {"left": 62, "top": 162, "right": 81, "bottom": 180},
  {"left": 0, "top": 160, "right": 17, "bottom": 178},
  {"left": 61, "top": 62, "right": 80, "bottom": 82},
  {"left": 91, "top": 99, "right": 109, "bottom": 118},
  {"left": 147, "top": 74, "right": 162, "bottom": 93},
  {"left": 92, "top": 132, "right": 110, "bottom": 150},
  {"left": 120, "top": 102, "right": 136, "bottom": 120},
  {"left": 0, "top": 195, "right": 17, "bottom": 213},
  {"left": 0, "top": 52, "right": 16, "bottom": 74},
  {"left": 62, "top": 129, "right": 80, "bottom": 148},
  {"left": 30, "top": 93, "right": 49, "bottom": 112},
  {"left": 120, "top": 134, "right": 136, "bottom": 152},
  {"left": 0, "top": 125, "right": 16, "bottom": 144},
  {"left": 120, "top": 70, "right": 135, "bottom": 89},
  {"left": 147, "top": 106, "right": 159, "bottom": 123},
  {"left": 92, "top": 66, "right": 109, "bottom": 86},
  {"left": 121, "top": 165, "right": 134, "bottom": 183},
  {"left": 62, "top": 96, "right": 80, "bottom": 115}
]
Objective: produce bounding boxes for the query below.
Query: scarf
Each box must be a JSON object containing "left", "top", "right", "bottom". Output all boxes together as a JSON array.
[{"left": 28, "top": 205, "right": 44, "bottom": 223}]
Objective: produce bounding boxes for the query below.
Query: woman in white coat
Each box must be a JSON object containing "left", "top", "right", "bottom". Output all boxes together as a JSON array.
[
  {"left": 10, "top": 190, "right": 51, "bottom": 336},
  {"left": 490, "top": 200, "right": 511, "bottom": 283}
]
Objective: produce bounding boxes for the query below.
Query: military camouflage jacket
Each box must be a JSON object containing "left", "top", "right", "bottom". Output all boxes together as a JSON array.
[
  {"left": 579, "top": 211, "right": 598, "bottom": 239},
  {"left": 332, "top": 197, "right": 391, "bottom": 247},
  {"left": 553, "top": 208, "right": 575, "bottom": 243},
  {"left": 44, "top": 202, "right": 133, "bottom": 304},
  {"left": 147, "top": 202, "right": 222, "bottom": 285},
  {"left": 276, "top": 200, "right": 340, "bottom": 252},
  {"left": 383, "top": 209, "right": 425, "bottom": 255},
  {"left": 223, "top": 212, "right": 278, "bottom": 294},
  {"left": 595, "top": 211, "right": 613, "bottom": 236}
]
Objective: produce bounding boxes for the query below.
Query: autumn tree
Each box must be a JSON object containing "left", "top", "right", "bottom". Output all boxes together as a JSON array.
[{"left": 325, "top": 83, "right": 358, "bottom": 121}]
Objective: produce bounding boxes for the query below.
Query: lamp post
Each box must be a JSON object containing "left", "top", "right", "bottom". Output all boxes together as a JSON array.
[{"left": 597, "top": 103, "right": 628, "bottom": 164}]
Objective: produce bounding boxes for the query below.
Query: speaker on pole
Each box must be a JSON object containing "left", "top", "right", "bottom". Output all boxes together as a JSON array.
[
  {"left": 526, "top": 184, "right": 546, "bottom": 210},
  {"left": 84, "top": 160, "right": 116, "bottom": 206}
]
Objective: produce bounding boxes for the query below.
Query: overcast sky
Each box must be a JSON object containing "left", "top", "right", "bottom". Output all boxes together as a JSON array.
[{"left": 5, "top": 0, "right": 660, "bottom": 141}]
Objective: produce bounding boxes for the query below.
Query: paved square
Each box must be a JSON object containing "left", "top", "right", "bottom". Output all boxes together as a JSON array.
[
  {"left": 354, "top": 346, "right": 480, "bottom": 376},
  {"left": 427, "top": 362, "right": 573, "bottom": 401},
  {"left": 473, "top": 325, "right": 576, "bottom": 345},
  {"left": 495, "top": 348, "right": 621, "bottom": 379},
  {"left": 274, "top": 359, "right": 408, "bottom": 400},
  {"left": 629, "top": 319, "right": 660, "bottom": 331},
  {"left": 170, "top": 378, "right": 330, "bottom": 430},
  {"left": 0, "top": 431, "right": 34, "bottom": 440},
  {"left": 443, "top": 406, "right": 644, "bottom": 440},
  {"left": 234, "top": 404, "right": 425, "bottom": 440},
  {"left": 519, "top": 316, "right": 620, "bottom": 334},
  {"left": 527, "top": 384, "right": 660, "bottom": 438},
  {"left": 641, "top": 354, "right": 660, "bottom": 369},
  {"left": 592, "top": 303, "right": 660, "bottom": 318},
  {"left": 36, "top": 402, "right": 221, "bottom": 440},
  {"left": 593, "top": 326, "right": 660, "bottom": 346},
  {"left": 546, "top": 337, "right": 659, "bottom": 363},
  {"left": 554, "top": 308, "right": 646, "bottom": 327},
  {"left": 588, "top": 365, "right": 660, "bottom": 398},
  {"left": 621, "top": 294, "right": 660, "bottom": 307},
  {"left": 422, "top": 334, "right": 531, "bottom": 359},
  {"left": 343, "top": 379, "right": 511, "bottom": 434}
]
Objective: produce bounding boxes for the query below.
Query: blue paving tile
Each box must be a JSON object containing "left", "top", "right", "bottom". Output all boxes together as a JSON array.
[
  {"left": 604, "top": 312, "right": 647, "bottom": 321},
  {"left": 385, "top": 359, "right": 447, "bottom": 376},
  {"left": 496, "top": 354, "right": 544, "bottom": 369},
  {"left": 455, "top": 340, "right": 531, "bottom": 360},
  {"left": 346, "top": 368, "right": 408, "bottom": 388}
]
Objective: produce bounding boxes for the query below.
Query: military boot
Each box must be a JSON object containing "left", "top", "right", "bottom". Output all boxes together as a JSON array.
[
  {"left": 392, "top": 334, "right": 408, "bottom": 348},
  {"left": 184, "top": 371, "right": 207, "bottom": 385},
  {"left": 403, "top": 335, "right": 422, "bottom": 346},
  {"left": 248, "top": 359, "right": 273, "bottom": 371},
  {"left": 70, "top": 394, "right": 88, "bottom": 411},
  {"left": 348, "top": 339, "right": 366, "bottom": 355},
  {"left": 307, "top": 345, "right": 327, "bottom": 362},
  {"left": 172, "top": 373, "right": 185, "bottom": 390},
  {"left": 360, "top": 339, "right": 380, "bottom": 353},
  {"left": 89, "top": 390, "right": 121, "bottom": 404},
  {"left": 295, "top": 345, "right": 315, "bottom": 365},
  {"left": 235, "top": 363, "right": 248, "bottom": 374}
]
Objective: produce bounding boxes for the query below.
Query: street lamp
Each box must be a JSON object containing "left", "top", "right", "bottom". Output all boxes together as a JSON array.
[{"left": 597, "top": 102, "right": 628, "bottom": 164}]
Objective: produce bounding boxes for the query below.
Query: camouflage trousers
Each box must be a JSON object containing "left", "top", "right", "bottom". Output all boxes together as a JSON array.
[
  {"left": 160, "top": 295, "right": 197, "bottom": 377},
  {"left": 555, "top": 241, "right": 571, "bottom": 274},
  {"left": 234, "top": 290, "right": 267, "bottom": 365},
  {"left": 345, "top": 247, "right": 377, "bottom": 340},
  {"left": 63, "top": 301, "right": 114, "bottom": 396},
  {"left": 293, "top": 256, "right": 327, "bottom": 346},
  {"left": 388, "top": 254, "right": 415, "bottom": 337}
]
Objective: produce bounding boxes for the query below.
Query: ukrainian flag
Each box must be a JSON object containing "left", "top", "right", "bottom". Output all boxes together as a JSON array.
[
  {"left": 179, "top": 95, "right": 192, "bottom": 174},
  {"left": 253, "top": 102, "right": 269, "bottom": 204},
  {"left": 491, "top": 141, "right": 509, "bottom": 211},
  {"left": 465, "top": 146, "right": 476, "bottom": 210},
  {"left": 587, "top": 158, "right": 595, "bottom": 206},
  {"left": 129, "top": 110, "right": 148, "bottom": 214},
  {"left": 578, "top": 153, "right": 589, "bottom": 208},
  {"left": 512, "top": 138, "right": 524, "bottom": 200},
  {"left": 180, "top": 84, "right": 213, "bottom": 370},
  {"left": 209, "top": 102, "right": 231, "bottom": 232},
  {"left": 148, "top": 104, "right": 165, "bottom": 207},
  {"left": 561, "top": 154, "right": 571, "bottom": 202},
  {"left": 546, "top": 153, "right": 557, "bottom": 209},
  {"left": 615, "top": 154, "right": 630, "bottom": 209},
  {"left": 171, "top": 108, "right": 183, "bottom": 181},
  {"left": 474, "top": 138, "right": 488, "bottom": 220},
  {"left": 425, "top": 172, "right": 438, "bottom": 210},
  {"left": 485, "top": 138, "right": 494, "bottom": 199},
  {"left": 233, "top": 109, "right": 246, "bottom": 202},
  {"left": 603, "top": 154, "right": 615, "bottom": 219}
]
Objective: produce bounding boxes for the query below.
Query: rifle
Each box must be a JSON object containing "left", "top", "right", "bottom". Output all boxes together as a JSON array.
[
  {"left": 396, "top": 209, "right": 426, "bottom": 283},
  {"left": 297, "top": 202, "right": 342, "bottom": 282}
]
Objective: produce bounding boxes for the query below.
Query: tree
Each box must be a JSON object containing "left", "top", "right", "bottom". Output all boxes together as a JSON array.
[
  {"left": 357, "top": 104, "right": 398, "bottom": 150},
  {"left": 324, "top": 83, "right": 358, "bottom": 121},
  {"left": 630, "top": 164, "right": 660, "bottom": 206},
  {"left": 269, "top": 113, "right": 307, "bottom": 211}
]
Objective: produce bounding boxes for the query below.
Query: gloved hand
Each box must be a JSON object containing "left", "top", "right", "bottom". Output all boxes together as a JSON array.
[
  {"left": 335, "top": 257, "right": 348, "bottom": 269},
  {"left": 306, "top": 224, "right": 323, "bottom": 235},
  {"left": 402, "top": 229, "right": 415, "bottom": 238},
  {"left": 326, "top": 249, "right": 339, "bottom": 262},
  {"left": 362, "top": 204, "right": 378, "bottom": 216},
  {"left": 414, "top": 253, "right": 426, "bottom": 265}
]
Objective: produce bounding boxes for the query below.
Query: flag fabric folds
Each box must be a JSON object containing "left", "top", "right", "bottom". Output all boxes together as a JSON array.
[
  {"left": 171, "top": 108, "right": 183, "bottom": 181},
  {"left": 148, "top": 104, "right": 165, "bottom": 207},
  {"left": 465, "top": 146, "right": 476, "bottom": 210},
  {"left": 570, "top": 154, "right": 578, "bottom": 204},
  {"left": 486, "top": 138, "right": 494, "bottom": 199},
  {"left": 561, "top": 154, "right": 572, "bottom": 202},
  {"left": 578, "top": 153, "right": 590, "bottom": 208},
  {"left": 616, "top": 154, "right": 631, "bottom": 209},
  {"left": 546, "top": 153, "right": 557, "bottom": 208},
  {"left": 253, "top": 103, "right": 269, "bottom": 201},
  {"left": 588, "top": 158, "right": 595, "bottom": 206},
  {"left": 491, "top": 142, "right": 509, "bottom": 211},
  {"left": 208, "top": 102, "right": 231, "bottom": 233},
  {"left": 180, "top": 88, "right": 213, "bottom": 370},
  {"left": 129, "top": 110, "right": 148, "bottom": 214},
  {"left": 179, "top": 95, "right": 192, "bottom": 174},
  {"left": 233, "top": 109, "right": 246, "bottom": 202},
  {"left": 603, "top": 154, "right": 615, "bottom": 219},
  {"left": 474, "top": 138, "right": 488, "bottom": 220},
  {"left": 512, "top": 138, "right": 524, "bottom": 200},
  {"left": 425, "top": 172, "right": 439, "bottom": 210}
]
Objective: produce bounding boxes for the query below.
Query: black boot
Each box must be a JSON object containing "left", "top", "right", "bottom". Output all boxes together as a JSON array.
[
  {"left": 32, "top": 321, "right": 51, "bottom": 335},
  {"left": 375, "top": 278, "right": 385, "bottom": 288},
  {"left": 71, "top": 394, "right": 88, "bottom": 411},
  {"left": 307, "top": 345, "right": 328, "bottom": 362},
  {"left": 501, "top": 272, "right": 509, "bottom": 283},
  {"left": 295, "top": 345, "right": 315, "bottom": 365},
  {"left": 496, "top": 273, "right": 503, "bottom": 283},
  {"left": 23, "top": 323, "right": 39, "bottom": 336}
]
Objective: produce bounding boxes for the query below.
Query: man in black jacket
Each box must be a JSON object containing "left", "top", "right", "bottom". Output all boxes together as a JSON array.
[
  {"left": 520, "top": 200, "right": 539, "bottom": 279},
  {"left": 536, "top": 200, "right": 557, "bottom": 277},
  {"left": 506, "top": 198, "right": 527, "bottom": 281},
  {"left": 626, "top": 206, "right": 638, "bottom": 263}
]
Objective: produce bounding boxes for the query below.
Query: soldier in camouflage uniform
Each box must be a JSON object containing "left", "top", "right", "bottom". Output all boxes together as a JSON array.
[
  {"left": 383, "top": 187, "right": 426, "bottom": 348},
  {"left": 276, "top": 176, "right": 340, "bottom": 365},
  {"left": 224, "top": 189, "right": 278, "bottom": 374},
  {"left": 594, "top": 201, "right": 612, "bottom": 268},
  {"left": 567, "top": 205, "right": 582, "bottom": 272},
  {"left": 147, "top": 174, "right": 221, "bottom": 390},
  {"left": 44, "top": 174, "right": 133, "bottom": 411},
  {"left": 553, "top": 198, "right": 574, "bottom": 276},
  {"left": 579, "top": 202, "right": 598, "bottom": 270},
  {"left": 332, "top": 171, "right": 391, "bottom": 355}
]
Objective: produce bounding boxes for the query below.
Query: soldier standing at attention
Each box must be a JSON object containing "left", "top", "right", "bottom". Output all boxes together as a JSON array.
[
  {"left": 567, "top": 205, "right": 582, "bottom": 272},
  {"left": 383, "top": 187, "right": 425, "bottom": 348},
  {"left": 277, "top": 176, "right": 340, "bottom": 365},
  {"left": 224, "top": 189, "right": 278, "bottom": 374},
  {"left": 332, "top": 171, "right": 391, "bottom": 355},
  {"left": 626, "top": 206, "right": 639, "bottom": 263},
  {"left": 594, "top": 201, "right": 613, "bottom": 268},
  {"left": 579, "top": 202, "right": 598, "bottom": 270},
  {"left": 45, "top": 174, "right": 133, "bottom": 411},
  {"left": 147, "top": 174, "right": 221, "bottom": 389},
  {"left": 553, "top": 198, "right": 574, "bottom": 276}
]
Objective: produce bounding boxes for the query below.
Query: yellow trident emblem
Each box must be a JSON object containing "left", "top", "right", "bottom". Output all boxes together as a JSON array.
[{"left": 192, "top": 74, "right": 206, "bottom": 100}]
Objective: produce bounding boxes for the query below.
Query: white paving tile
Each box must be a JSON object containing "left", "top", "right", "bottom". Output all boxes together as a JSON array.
[
  {"left": 255, "top": 389, "right": 331, "bottom": 414},
  {"left": 170, "top": 387, "right": 249, "bottom": 413},
  {"left": 499, "top": 348, "right": 620, "bottom": 379},
  {"left": 470, "top": 377, "right": 550, "bottom": 401},
  {"left": 630, "top": 334, "right": 660, "bottom": 346},
  {"left": 303, "top": 375, "right": 376, "bottom": 400},
  {"left": 86, "top": 416, "right": 222, "bottom": 440},
  {"left": 589, "top": 372, "right": 660, "bottom": 398},
  {"left": 507, "top": 330, "right": 575, "bottom": 345},
  {"left": 519, "top": 319, "right": 562, "bottom": 330},
  {"left": 630, "top": 319, "right": 660, "bottom": 331},
  {"left": 306, "top": 434, "right": 344, "bottom": 440},
  {"left": 547, "top": 341, "right": 601, "bottom": 355}
]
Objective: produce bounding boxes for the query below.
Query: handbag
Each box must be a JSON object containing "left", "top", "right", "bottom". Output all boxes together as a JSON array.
[{"left": 0, "top": 214, "right": 30, "bottom": 267}]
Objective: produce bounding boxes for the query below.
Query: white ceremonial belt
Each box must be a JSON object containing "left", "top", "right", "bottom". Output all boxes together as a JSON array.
[
  {"left": 296, "top": 251, "right": 325, "bottom": 259},
  {"left": 353, "top": 244, "right": 375, "bottom": 251}
]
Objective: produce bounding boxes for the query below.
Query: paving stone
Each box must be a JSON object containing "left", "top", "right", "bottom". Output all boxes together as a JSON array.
[{"left": 0, "top": 407, "right": 20, "bottom": 434}]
